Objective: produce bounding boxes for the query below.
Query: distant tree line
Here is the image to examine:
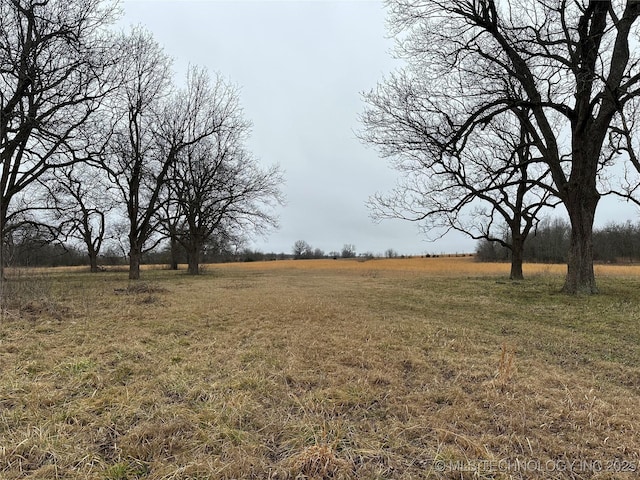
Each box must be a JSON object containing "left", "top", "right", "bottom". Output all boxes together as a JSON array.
[
  {"left": 6, "top": 223, "right": 475, "bottom": 267},
  {"left": 292, "top": 241, "right": 360, "bottom": 260},
  {"left": 476, "top": 219, "right": 640, "bottom": 264},
  {"left": 4, "top": 224, "right": 290, "bottom": 268}
]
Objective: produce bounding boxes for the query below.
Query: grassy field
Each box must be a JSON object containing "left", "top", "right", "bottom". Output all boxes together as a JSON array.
[{"left": 1, "top": 257, "right": 639, "bottom": 479}]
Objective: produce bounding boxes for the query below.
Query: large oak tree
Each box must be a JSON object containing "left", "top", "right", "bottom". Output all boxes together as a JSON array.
[{"left": 366, "top": 0, "right": 640, "bottom": 293}]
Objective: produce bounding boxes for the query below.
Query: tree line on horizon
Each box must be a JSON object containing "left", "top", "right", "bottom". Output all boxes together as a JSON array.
[
  {"left": 27, "top": 213, "right": 640, "bottom": 270},
  {"left": 476, "top": 218, "right": 640, "bottom": 265},
  {"left": 5, "top": 224, "right": 472, "bottom": 268}
]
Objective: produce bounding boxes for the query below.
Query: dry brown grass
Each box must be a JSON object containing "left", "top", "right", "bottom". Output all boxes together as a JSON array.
[
  {"left": 0, "top": 258, "right": 639, "bottom": 479},
  {"left": 223, "top": 255, "right": 640, "bottom": 277}
]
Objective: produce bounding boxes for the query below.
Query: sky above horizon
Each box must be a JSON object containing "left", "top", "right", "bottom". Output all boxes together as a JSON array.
[{"left": 119, "top": 0, "right": 639, "bottom": 256}]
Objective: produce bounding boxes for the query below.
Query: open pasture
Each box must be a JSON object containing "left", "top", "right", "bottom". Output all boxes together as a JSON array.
[{"left": 1, "top": 257, "right": 640, "bottom": 479}]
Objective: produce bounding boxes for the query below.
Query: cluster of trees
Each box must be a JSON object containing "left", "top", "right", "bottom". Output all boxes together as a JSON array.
[
  {"left": 4, "top": 224, "right": 293, "bottom": 267},
  {"left": 3, "top": 222, "right": 83, "bottom": 268},
  {"left": 292, "top": 241, "right": 357, "bottom": 259},
  {"left": 477, "top": 219, "right": 640, "bottom": 264},
  {"left": 292, "top": 240, "right": 326, "bottom": 260},
  {"left": 361, "top": 0, "right": 640, "bottom": 293},
  {"left": 0, "top": 0, "right": 283, "bottom": 281}
]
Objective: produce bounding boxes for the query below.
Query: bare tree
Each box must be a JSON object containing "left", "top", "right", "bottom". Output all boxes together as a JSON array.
[
  {"left": 0, "top": 0, "right": 119, "bottom": 281},
  {"left": 167, "top": 110, "right": 284, "bottom": 274},
  {"left": 38, "top": 163, "right": 115, "bottom": 272},
  {"left": 367, "top": 0, "right": 640, "bottom": 294},
  {"left": 101, "top": 28, "right": 172, "bottom": 280},
  {"left": 293, "top": 240, "right": 313, "bottom": 259},
  {"left": 362, "top": 91, "right": 559, "bottom": 280}
]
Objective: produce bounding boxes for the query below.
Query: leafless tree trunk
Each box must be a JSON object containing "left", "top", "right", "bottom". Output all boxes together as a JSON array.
[
  {"left": 129, "top": 237, "right": 143, "bottom": 280},
  {"left": 185, "top": 242, "right": 202, "bottom": 276}
]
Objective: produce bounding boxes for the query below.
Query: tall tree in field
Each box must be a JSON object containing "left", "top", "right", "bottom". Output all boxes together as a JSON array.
[
  {"left": 368, "top": 0, "right": 640, "bottom": 294},
  {"left": 166, "top": 96, "right": 284, "bottom": 275},
  {"left": 38, "top": 164, "right": 115, "bottom": 272},
  {"left": 103, "top": 28, "right": 172, "bottom": 280},
  {"left": 0, "top": 0, "right": 118, "bottom": 280},
  {"left": 362, "top": 91, "right": 558, "bottom": 280}
]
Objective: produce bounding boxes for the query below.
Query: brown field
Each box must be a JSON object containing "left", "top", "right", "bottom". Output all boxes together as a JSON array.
[
  {"left": 1, "top": 257, "right": 640, "bottom": 479},
  {"left": 205, "top": 255, "right": 640, "bottom": 277}
]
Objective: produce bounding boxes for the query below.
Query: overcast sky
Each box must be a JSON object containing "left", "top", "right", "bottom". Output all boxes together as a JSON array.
[{"left": 119, "top": 0, "right": 639, "bottom": 256}]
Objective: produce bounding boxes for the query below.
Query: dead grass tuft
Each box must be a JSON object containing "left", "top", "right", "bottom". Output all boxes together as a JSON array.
[
  {"left": 496, "top": 341, "right": 516, "bottom": 393},
  {"left": 289, "top": 444, "right": 353, "bottom": 479}
]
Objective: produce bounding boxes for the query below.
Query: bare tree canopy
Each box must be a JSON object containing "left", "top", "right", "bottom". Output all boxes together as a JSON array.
[
  {"left": 0, "top": 0, "right": 119, "bottom": 278},
  {"left": 362, "top": 0, "right": 640, "bottom": 293},
  {"left": 168, "top": 122, "right": 284, "bottom": 274},
  {"left": 101, "top": 27, "right": 173, "bottom": 279},
  {"left": 292, "top": 240, "right": 313, "bottom": 259},
  {"left": 362, "top": 86, "right": 559, "bottom": 280},
  {"left": 160, "top": 67, "right": 283, "bottom": 276},
  {"left": 38, "top": 163, "right": 115, "bottom": 272}
]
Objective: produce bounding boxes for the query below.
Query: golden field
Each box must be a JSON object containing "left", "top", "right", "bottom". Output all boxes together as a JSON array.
[
  {"left": 1, "top": 257, "right": 639, "bottom": 479},
  {"left": 206, "top": 255, "right": 640, "bottom": 276}
]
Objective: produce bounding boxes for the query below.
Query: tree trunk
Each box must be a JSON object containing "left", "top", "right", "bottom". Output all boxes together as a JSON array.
[
  {"left": 129, "top": 244, "right": 142, "bottom": 280},
  {"left": 169, "top": 235, "right": 179, "bottom": 270},
  {"left": 510, "top": 234, "right": 524, "bottom": 281},
  {"left": 0, "top": 213, "right": 5, "bottom": 304},
  {"left": 562, "top": 188, "right": 599, "bottom": 294},
  {"left": 89, "top": 251, "right": 99, "bottom": 273},
  {"left": 186, "top": 244, "right": 201, "bottom": 275}
]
